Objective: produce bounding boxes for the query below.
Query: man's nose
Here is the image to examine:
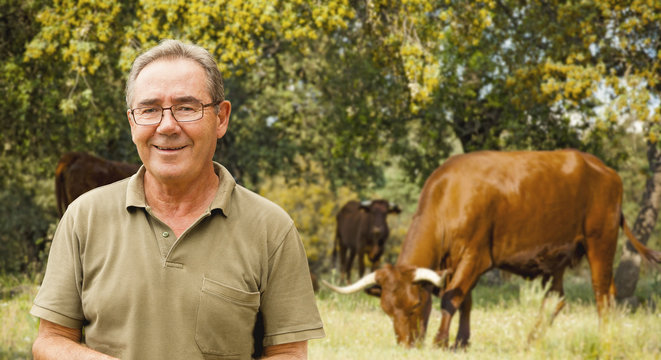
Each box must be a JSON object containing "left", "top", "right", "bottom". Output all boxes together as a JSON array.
[{"left": 157, "top": 109, "right": 180, "bottom": 132}]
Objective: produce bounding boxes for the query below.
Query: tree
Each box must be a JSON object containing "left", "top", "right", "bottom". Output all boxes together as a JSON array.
[
  {"left": 602, "top": 0, "right": 661, "bottom": 300},
  {"left": 320, "top": 0, "right": 629, "bottom": 186},
  {"left": 348, "top": 0, "right": 659, "bottom": 295},
  {"left": 14, "top": 0, "right": 358, "bottom": 183},
  {"left": 6, "top": 0, "right": 659, "bottom": 284},
  {"left": 0, "top": 0, "right": 62, "bottom": 273},
  {"left": 447, "top": 0, "right": 661, "bottom": 299}
]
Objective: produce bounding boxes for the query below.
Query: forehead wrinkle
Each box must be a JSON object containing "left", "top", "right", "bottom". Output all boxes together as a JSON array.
[
  {"left": 135, "top": 95, "right": 203, "bottom": 107},
  {"left": 173, "top": 95, "right": 203, "bottom": 103},
  {"left": 135, "top": 98, "right": 160, "bottom": 107}
]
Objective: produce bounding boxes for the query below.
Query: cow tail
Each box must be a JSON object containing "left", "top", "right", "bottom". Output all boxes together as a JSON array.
[
  {"left": 620, "top": 214, "right": 661, "bottom": 264},
  {"left": 332, "top": 226, "right": 339, "bottom": 268}
]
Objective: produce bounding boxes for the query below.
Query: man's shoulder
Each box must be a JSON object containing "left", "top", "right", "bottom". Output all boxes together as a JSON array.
[{"left": 232, "top": 184, "right": 293, "bottom": 224}]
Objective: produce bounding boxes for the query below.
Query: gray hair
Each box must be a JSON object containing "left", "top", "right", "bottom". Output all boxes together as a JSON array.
[{"left": 125, "top": 39, "right": 224, "bottom": 108}]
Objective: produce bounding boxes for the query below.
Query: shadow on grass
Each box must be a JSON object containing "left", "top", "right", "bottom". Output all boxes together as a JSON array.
[{"left": 472, "top": 268, "right": 660, "bottom": 311}]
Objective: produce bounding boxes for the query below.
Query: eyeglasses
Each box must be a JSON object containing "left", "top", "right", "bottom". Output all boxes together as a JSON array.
[{"left": 129, "top": 101, "right": 221, "bottom": 125}]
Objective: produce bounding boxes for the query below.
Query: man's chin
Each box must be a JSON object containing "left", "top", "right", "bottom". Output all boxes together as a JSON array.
[{"left": 146, "top": 163, "right": 190, "bottom": 182}]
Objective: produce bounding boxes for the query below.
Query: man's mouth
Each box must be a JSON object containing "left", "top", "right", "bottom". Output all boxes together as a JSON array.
[{"left": 154, "top": 145, "right": 186, "bottom": 150}]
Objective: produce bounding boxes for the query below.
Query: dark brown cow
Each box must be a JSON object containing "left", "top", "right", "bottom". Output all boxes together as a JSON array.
[
  {"left": 333, "top": 200, "right": 401, "bottom": 282},
  {"left": 324, "top": 150, "right": 661, "bottom": 348},
  {"left": 55, "top": 152, "right": 140, "bottom": 216}
]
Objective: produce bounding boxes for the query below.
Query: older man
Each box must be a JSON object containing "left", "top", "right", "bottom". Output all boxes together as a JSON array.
[{"left": 31, "top": 39, "right": 324, "bottom": 360}]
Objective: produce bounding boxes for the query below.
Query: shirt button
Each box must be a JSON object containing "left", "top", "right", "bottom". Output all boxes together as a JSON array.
[{"left": 162, "top": 231, "right": 170, "bottom": 238}]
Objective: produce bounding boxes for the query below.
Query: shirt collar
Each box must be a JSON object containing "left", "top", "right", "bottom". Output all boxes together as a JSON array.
[{"left": 126, "top": 162, "right": 236, "bottom": 217}]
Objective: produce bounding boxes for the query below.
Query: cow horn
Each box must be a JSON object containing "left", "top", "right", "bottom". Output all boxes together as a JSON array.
[
  {"left": 389, "top": 202, "right": 401, "bottom": 213},
  {"left": 321, "top": 272, "right": 377, "bottom": 294},
  {"left": 413, "top": 268, "right": 449, "bottom": 287}
]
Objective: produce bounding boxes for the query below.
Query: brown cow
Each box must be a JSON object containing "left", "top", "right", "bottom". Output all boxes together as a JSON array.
[
  {"left": 55, "top": 152, "right": 140, "bottom": 216},
  {"left": 333, "top": 200, "right": 401, "bottom": 283},
  {"left": 324, "top": 150, "right": 661, "bottom": 348}
]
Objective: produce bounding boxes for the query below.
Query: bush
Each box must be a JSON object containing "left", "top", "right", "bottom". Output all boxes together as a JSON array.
[
  {"left": 259, "top": 174, "right": 358, "bottom": 274},
  {"left": 0, "top": 176, "right": 56, "bottom": 275}
]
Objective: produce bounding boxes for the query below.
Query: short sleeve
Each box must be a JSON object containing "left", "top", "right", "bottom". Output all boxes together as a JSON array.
[
  {"left": 260, "top": 224, "right": 325, "bottom": 346},
  {"left": 30, "top": 210, "right": 85, "bottom": 329}
]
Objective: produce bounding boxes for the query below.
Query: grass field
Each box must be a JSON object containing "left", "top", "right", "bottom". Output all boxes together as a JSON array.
[
  {"left": 0, "top": 276, "right": 39, "bottom": 360},
  {"left": 312, "top": 274, "right": 661, "bottom": 360},
  {"left": 2, "top": 273, "right": 659, "bottom": 360}
]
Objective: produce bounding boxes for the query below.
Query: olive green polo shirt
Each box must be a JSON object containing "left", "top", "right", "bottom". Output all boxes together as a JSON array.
[{"left": 31, "top": 162, "right": 324, "bottom": 360}]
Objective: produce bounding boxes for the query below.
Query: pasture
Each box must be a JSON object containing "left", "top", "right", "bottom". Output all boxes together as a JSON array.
[
  {"left": 2, "top": 272, "right": 659, "bottom": 360},
  {"left": 313, "top": 273, "right": 661, "bottom": 359}
]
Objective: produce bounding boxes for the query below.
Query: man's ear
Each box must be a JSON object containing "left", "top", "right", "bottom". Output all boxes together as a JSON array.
[
  {"left": 216, "top": 100, "right": 231, "bottom": 139},
  {"left": 127, "top": 110, "right": 137, "bottom": 144}
]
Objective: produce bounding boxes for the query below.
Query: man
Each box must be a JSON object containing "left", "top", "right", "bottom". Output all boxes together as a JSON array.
[{"left": 31, "top": 39, "right": 324, "bottom": 360}]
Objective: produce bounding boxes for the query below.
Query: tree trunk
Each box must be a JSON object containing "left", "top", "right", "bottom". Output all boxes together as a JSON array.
[{"left": 614, "top": 141, "right": 661, "bottom": 301}]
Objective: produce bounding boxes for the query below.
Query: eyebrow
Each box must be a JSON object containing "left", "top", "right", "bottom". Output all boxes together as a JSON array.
[{"left": 135, "top": 96, "right": 203, "bottom": 107}]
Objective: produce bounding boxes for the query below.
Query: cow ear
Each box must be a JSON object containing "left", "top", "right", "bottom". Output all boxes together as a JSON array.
[
  {"left": 389, "top": 203, "right": 401, "bottom": 214},
  {"left": 366, "top": 268, "right": 387, "bottom": 297},
  {"left": 359, "top": 200, "right": 372, "bottom": 211},
  {"left": 364, "top": 285, "right": 382, "bottom": 297}
]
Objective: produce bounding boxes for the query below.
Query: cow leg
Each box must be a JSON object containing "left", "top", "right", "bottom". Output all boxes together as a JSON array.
[
  {"left": 345, "top": 248, "right": 356, "bottom": 283},
  {"left": 528, "top": 270, "right": 566, "bottom": 343},
  {"left": 540, "top": 269, "right": 566, "bottom": 320},
  {"left": 338, "top": 245, "right": 348, "bottom": 283},
  {"left": 357, "top": 249, "right": 366, "bottom": 278},
  {"left": 583, "top": 206, "right": 620, "bottom": 315},
  {"left": 434, "top": 255, "right": 490, "bottom": 348},
  {"left": 546, "top": 269, "right": 566, "bottom": 324},
  {"left": 370, "top": 256, "right": 381, "bottom": 272},
  {"left": 586, "top": 238, "right": 617, "bottom": 316},
  {"left": 454, "top": 291, "right": 472, "bottom": 348}
]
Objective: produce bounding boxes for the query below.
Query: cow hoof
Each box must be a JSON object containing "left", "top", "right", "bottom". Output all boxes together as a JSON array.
[
  {"left": 432, "top": 336, "right": 450, "bottom": 348},
  {"left": 452, "top": 340, "right": 469, "bottom": 350}
]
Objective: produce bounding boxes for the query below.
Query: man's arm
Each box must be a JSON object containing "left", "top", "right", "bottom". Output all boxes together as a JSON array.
[
  {"left": 32, "top": 319, "right": 119, "bottom": 360},
  {"left": 262, "top": 341, "right": 307, "bottom": 360}
]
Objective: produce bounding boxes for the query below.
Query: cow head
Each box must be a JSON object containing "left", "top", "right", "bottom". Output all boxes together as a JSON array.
[
  {"left": 359, "top": 200, "right": 402, "bottom": 260},
  {"left": 323, "top": 265, "right": 449, "bottom": 347}
]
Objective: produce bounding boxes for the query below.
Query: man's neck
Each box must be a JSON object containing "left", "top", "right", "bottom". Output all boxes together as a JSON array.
[{"left": 143, "top": 168, "right": 219, "bottom": 237}]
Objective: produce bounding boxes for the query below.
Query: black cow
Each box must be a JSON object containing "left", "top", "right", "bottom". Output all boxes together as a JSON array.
[{"left": 333, "top": 200, "right": 401, "bottom": 282}]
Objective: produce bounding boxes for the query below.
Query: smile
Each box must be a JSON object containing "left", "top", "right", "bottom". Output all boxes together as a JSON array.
[{"left": 155, "top": 145, "right": 186, "bottom": 150}]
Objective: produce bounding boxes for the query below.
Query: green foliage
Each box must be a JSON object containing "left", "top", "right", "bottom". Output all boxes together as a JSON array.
[
  {"left": 258, "top": 166, "right": 358, "bottom": 273},
  {"left": 2, "top": 0, "right": 660, "bottom": 275},
  {"left": 0, "top": 159, "right": 56, "bottom": 274},
  {"left": 7, "top": 0, "right": 656, "bottom": 189}
]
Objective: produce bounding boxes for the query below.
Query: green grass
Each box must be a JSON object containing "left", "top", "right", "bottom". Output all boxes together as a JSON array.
[
  {"left": 0, "top": 275, "right": 40, "bottom": 360},
  {"left": 2, "top": 274, "right": 659, "bottom": 360},
  {"left": 311, "top": 275, "right": 661, "bottom": 360}
]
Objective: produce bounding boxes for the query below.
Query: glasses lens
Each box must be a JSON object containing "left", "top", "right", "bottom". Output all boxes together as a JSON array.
[
  {"left": 133, "top": 107, "right": 161, "bottom": 125},
  {"left": 173, "top": 103, "right": 203, "bottom": 122},
  {"left": 132, "top": 102, "right": 205, "bottom": 125}
]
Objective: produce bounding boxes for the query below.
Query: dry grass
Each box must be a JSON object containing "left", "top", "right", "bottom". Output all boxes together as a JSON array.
[
  {"left": 0, "top": 278, "right": 39, "bottom": 360},
  {"left": 311, "top": 277, "right": 661, "bottom": 360},
  {"left": 1, "top": 275, "right": 659, "bottom": 360}
]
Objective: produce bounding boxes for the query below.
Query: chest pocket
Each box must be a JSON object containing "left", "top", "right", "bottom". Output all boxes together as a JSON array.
[{"left": 195, "top": 277, "right": 260, "bottom": 359}]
